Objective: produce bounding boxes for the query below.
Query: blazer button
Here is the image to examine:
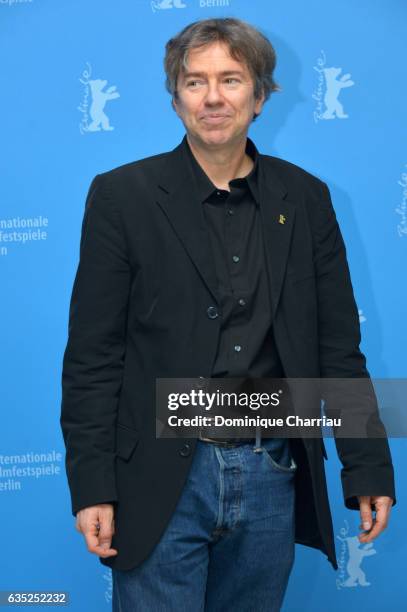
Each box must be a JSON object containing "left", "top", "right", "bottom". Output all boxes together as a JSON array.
[
  {"left": 207, "top": 306, "right": 219, "bottom": 319},
  {"left": 179, "top": 443, "right": 191, "bottom": 457}
]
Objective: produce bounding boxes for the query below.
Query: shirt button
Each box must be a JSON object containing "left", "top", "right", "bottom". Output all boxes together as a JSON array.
[
  {"left": 234, "top": 344, "right": 242, "bottom": 352},
  {"left": 207, "top": 305, "right": 219, "bottom": 319},
  {"left": 238, "top": 298, "right": 246, "bottom": 306},
  {"left": 232, "top": 255, "right": 240, "bottom": 263},
  {"left": 228, "top": 208, "right": 234, "bottom": 215}
]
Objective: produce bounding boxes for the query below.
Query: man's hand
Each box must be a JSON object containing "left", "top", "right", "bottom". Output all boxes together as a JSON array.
[
  {"left": 75, "top": 503, "right": 118, "bottom": 558},
  {"left": 358, "top": 495, "right": 393, "bottom": 543}
]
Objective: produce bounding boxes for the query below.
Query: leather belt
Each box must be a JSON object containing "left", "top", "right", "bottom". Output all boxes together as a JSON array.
[{"left": 198, "top": 431, "right": 256, "bottom": 447}]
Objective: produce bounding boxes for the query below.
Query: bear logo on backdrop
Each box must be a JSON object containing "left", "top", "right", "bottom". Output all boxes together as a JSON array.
[
  {"left": 358, "top": 309, "right": 367, "bottom": 323},
  {"left": 78, "top": 61, "right": 120, "bottom": 134},
  {"left": 151, "top": 0, "right": 187, "bottom": 12},
  {"left": 313, "top": 50, "right": 354, "bottom": 123},
  {"left": 336, "top": 520, "right": 377, "bottom": 589}
]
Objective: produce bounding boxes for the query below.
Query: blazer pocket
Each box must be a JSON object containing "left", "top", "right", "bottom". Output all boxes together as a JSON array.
[{"left": 115, "top": 424, "right": 140, "bottom": 461}]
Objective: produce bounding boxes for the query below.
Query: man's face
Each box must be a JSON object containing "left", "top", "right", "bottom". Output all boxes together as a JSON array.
[{"left": 172, "top": 41, "right": 265, "bottom": 148}]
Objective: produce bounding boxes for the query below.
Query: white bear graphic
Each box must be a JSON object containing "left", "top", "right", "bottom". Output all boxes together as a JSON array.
[
  {"left": 151, "top": 0, "right": 186, "bottom": 12},
  {"left": 337, "top": 535, "right": 376, "bottom": 587},
  {"left": 87, "top": 79, "right": 120, "bottom": 132},
  {"left": 358, "top": 309, "right": 367, "bottom": 323},
  {"left": 151, "top": 0, "right": 186, "bottom": 11},
  {"left": 322, "top": 67, "right": 354, "bottom": 119}
]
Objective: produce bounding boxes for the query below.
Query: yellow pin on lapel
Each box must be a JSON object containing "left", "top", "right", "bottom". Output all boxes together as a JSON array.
[{"left": 278, "top": 214, "right": 286, "bottom": 225}]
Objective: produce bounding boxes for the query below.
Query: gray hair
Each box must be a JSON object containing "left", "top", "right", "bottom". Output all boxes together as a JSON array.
[{"left": 164, "top": 17, "right": 281, "bottom": 121}]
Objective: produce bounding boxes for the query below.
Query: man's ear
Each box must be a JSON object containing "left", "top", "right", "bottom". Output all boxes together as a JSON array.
[
  {"left": 254, "top": 91, "right": 266, "bottom": 117},
  {"left": 172, "top": 96, "right": 181, "bottom": 117}
]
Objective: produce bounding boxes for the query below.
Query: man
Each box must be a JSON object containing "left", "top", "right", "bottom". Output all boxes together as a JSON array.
[{"left": 60, "top": 17, "right": 396, "bottom": 611}]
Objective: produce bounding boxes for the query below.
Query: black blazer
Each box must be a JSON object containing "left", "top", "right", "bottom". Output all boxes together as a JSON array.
[{"left": 60, "top": 135, "right": 396, "bottom": 572}]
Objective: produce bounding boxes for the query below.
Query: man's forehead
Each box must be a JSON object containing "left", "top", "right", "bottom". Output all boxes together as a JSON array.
[{"left": 180, "top": 43, "right": 249, "bottom": 75}]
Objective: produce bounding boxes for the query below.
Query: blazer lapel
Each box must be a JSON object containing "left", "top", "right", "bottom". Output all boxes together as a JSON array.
[
  {"left": 258, "top": 157, "right": 296, "bottom": 321},
  {"left": 155, "top": 139, "right": 220, "bottom": 304}
]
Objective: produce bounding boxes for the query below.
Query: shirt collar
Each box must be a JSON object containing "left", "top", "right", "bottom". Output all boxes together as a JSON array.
[{"left": 180, "top": 134, "right": 260, "bottom": 205}]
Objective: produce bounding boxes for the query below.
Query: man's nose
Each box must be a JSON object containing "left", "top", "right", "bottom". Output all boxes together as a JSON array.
[{"left": 204, "top": 82, "right": 223, "bottom": 104}]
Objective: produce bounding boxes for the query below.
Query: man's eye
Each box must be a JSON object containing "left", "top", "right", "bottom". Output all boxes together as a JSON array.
[
  {"left": 186, "top": 81, "right": 201, "bottom": 87},
  {"left": 225, "top": 78, "right": 240, "bottom": 84}
]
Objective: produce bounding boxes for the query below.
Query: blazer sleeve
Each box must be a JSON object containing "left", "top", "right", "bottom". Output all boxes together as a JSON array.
[
  {"left": 60, "top": 173, "right": 131, "bottom": 516},
  {"left": 313, "top": 180, "right": 396, "bottom": 510}
]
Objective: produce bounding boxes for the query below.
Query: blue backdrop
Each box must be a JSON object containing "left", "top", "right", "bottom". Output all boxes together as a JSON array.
[{"left": 1, "top": 0, "right": 405, "bottom": 610}]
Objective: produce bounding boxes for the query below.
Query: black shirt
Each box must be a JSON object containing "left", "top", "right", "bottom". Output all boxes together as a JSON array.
[{"left": 182, "top": 135, "right": 285, "bottom": 382}]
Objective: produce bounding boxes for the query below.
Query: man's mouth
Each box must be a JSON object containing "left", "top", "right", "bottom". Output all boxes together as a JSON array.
[{"left": 201, "top": 114, "right": 230, "bottom": 123}]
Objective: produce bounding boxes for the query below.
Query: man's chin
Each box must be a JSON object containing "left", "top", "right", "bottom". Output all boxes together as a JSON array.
[{"left": 195, "top": 130, "right": 235, "bottom": 147}]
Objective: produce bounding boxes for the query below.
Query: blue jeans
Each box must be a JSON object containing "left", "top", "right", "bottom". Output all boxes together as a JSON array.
[{"left": 112, "top": 437, "right": 297, "bottom": 612}]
